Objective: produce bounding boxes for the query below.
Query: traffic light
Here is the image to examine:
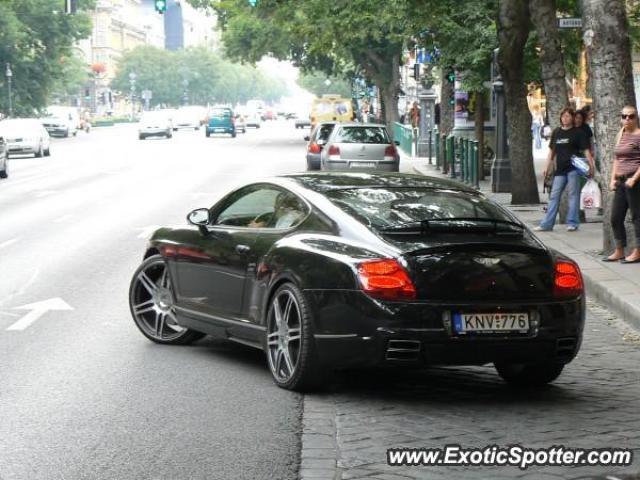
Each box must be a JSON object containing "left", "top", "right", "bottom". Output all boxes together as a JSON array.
[
  {"left": 154, "top": 0, "right": 167, "bottom": 14},
  {"left": 248, "top": 0, "right": 257, "bottom": 5},
  {"left": 446, "top": 71, "right": 455, "bottom": 84}
]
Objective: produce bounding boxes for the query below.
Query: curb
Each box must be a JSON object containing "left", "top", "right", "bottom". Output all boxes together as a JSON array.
[
  {"left": 299, "top": 395, "right": 340, "bottom": 480},
  {"left": 411, "top": 163, "right": 640, "bottom": 332}
]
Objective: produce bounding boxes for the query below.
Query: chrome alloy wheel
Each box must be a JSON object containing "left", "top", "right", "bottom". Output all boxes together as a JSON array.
[
  {"left": 129, "top": 257, "right": 187, "bottom": 342},
  {"left": 266, "top": 289, "right": 302, "bottom": 383}
]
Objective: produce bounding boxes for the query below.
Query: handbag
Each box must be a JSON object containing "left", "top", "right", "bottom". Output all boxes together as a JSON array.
[
  {"left": 580, "top": 179, "right": 602, "bottom": 210},
  {"left": 571, "top": 155, "right": 590, "bottom": 177}
]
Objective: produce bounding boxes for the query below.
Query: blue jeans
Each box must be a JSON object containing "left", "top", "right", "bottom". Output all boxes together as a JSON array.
[{"left": 540, "top": 170, "right": 581, "bottom": 229}]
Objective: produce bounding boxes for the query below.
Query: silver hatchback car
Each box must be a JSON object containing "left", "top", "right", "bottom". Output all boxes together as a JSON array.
[{"left": 320, "top": 123, "right": 400, "bottom": 172}]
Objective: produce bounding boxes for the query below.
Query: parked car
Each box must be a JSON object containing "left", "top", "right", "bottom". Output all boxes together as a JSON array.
[
  {"left": 173, "top": 106, "right": 204, "bottom": 130},
  {"left": 234, "top": 113, "right": 247, "bottom": 133},
  {"left": 320, "top": 123, "right": 399, "bottom": 172},
  {"left": 0, "top": 136, "right": 7, "bottom": 179},
  {"left": 206, "top": 107, "right": 236, "bottom": 138},
  {"left": 128, "top": 172, "right": 585, "bottom": 392},
  {"left": 138, "top": 111, "right": 173, "bottom": 140},
  {"left": 294, "top": 113, "right": 311, "bottom": 129},
  {"left": 41, "top": 106, "right": 79, "bottom": 137},
  {"left": 304, "top": 121, "right": 336, "bottom": 170},
  {"left": 0, "top": 118, "right": 51, "bottom": 157}
]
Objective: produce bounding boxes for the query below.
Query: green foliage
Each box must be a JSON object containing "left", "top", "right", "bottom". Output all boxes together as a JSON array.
[
  {"left": 297, "top": 71, "right": 352, "bottom": 98},
  {"left": 0, "top": 0, "right": 94, "bottom": 116},
  {"left": 110, "top": 46, "right": 288, "bottom": 107}
]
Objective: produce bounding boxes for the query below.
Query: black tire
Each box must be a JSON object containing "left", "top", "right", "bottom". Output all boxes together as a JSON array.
[
  {"left": 34, "top": 144, "right": 43, "bottom": 158},
  {"left": 494, "top": 361, "right": 565, "bottom": 387},
  {"left": 205, "top": 131, "right": 210, "bottom": 138},
  {"left": 167, "top": 132, "right": 172, "bottom": 139},
  {"left": 44, "top": 147, "right": 51, "bottom": 157},
  {"left": 265, "top": 282, "right": 324, "bottom": 392},
  {"left": 0, "top": 158, "right": 8, "bottom": 179},
  {"left": 231, "top": 130, "right": 236, "bottom": 138},
  {"left": 129, "top": 254, "right": 206, "bottom": 345},
  {"left": 139, "top": 134, "right": 145, "bottom": 140},
  {"left": 63, "top": 130, "right": 69, "bottom": 138}
]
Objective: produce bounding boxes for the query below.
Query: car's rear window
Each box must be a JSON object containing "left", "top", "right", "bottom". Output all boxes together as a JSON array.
[
  {"left": 210, "top": 109, "right": 231, "bottom": 118},
  {"left": 335, "top": 126, "right": 389, "bottom": 144},
  {"left": 325, "top": 187, "right": 513, "bottom": 229}
]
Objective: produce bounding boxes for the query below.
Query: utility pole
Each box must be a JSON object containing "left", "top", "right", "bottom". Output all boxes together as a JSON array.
[{"left": 5, "top": 63, "right": 13, "bottom": 117}]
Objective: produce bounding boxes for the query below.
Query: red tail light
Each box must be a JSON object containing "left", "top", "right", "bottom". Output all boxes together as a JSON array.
[
  {"left": 308, "top": 143, "right": 321, "bottom": 154},
  {"left": 553, "top": 260, "right": 583, "bottom": 298},
  {"left": 384, "top": 145, "right": 397, "bottom": 159},
  {"left": 328, "top": 145, "right": 340, "bottom": 157},
  {"left": 357, "top": 259, "right": 416, "bottom": 301}
]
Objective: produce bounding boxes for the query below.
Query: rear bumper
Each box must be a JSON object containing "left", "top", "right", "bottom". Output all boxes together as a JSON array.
[
  {"left": 304, "top": 290, "right": 584, "bottom": 369},
  {"left": 7, "top": 142, "right": 38, "bottom": 155},
  {"left": 44, "top": 127, "right": 69, "bottom": 136},
  {"left": 140, "top": 129, "right": 169, "bottom": 137},
  {"left": 322, "top": 160, "right": 399, "bottom": 172}
]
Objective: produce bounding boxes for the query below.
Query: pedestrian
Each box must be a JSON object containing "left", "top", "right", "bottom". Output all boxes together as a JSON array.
[
  {"left": 409, "top": 101, "right": 420, "bottom": 129},
  {"left": 602, "top": 105, "right": 640, "bottom": 263},
  {"left": 531, "top": 107, "right": 543, "bottom": 150},
  {"left": 575, "top": 109, "right": 594, "bottom": 157},
  {"left": 535, "top": 107, "right": 595, "bottom": 232}
]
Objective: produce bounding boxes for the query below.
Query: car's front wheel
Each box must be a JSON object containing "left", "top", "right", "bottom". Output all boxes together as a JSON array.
[
  {"left": 0, "top": 157, "right": 8, "bottom": 179},
  {"left": 129, "top": 254, "right": 205, "bottom": 345},
  {"left": 265, "top": 283, "right": 323, "bottom": 391},
  {"left": 494, "top": 361, "right": 565, "bottom": 387}
]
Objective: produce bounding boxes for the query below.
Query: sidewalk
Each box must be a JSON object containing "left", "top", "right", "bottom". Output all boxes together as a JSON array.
[{"left": 406, "top": 150, "right": 640, "bottom": 331}]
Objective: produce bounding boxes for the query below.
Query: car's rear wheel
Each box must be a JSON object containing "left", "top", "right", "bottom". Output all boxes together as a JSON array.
[
  {"left": 205, "top": 131, "right": 210, "bottom": 138},
  {"left": 139, "top": 134, "right": 145, "bottom": 140},
  {"left": 129, "top": 254, "right": 205, "bottom": 345},
  {"left": 231, "top": 130, "right": 236, "bottom": 138},
  {"left": 35, "top": 143, "right": 43, "bottom": 158},
  {"left": 44, "top": 146, "right": 50, "bottom": 156},
  {"left": 0, "top": 158, "right": 8, "bottom": 179},
  {"left": 494, "top": 361, "right": 565, "bottom": 387},
  {"left": 265, "top": 283, "right": 323, "bottom": 391}
]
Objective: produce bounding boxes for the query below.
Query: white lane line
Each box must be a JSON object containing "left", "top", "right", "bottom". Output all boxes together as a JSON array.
[
  {"left": 0, "top": 238, "right": 19, "bottom": 250},
  {"left": 52, "top": 214, "right": 74, "bottom": 223},
  {"left": 7, "top": 297, "right": 74, "bottom": 331}
]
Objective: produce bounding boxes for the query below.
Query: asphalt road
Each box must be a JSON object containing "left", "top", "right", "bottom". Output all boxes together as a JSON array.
[{"left": 0, "top": 120, "right": 334, "bottom": 480}]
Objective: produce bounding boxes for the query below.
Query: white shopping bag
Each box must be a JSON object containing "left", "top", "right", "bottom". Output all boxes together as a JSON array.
[{"left": 580, "top": 179, "right": 602, "bottom": 210}]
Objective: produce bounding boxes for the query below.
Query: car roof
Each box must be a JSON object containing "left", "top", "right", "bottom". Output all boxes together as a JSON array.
[{"left": 280, "top": 172, "right": 479, "bottom": 195}]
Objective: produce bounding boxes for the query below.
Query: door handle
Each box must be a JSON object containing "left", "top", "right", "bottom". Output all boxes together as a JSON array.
[{"left": 235, "top": 244, "right": 251, "bottom": 254}]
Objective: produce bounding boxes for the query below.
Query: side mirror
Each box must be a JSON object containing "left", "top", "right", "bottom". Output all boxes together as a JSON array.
[
  {"left": 394, "top": 140, "right": 400, "bottom": 146},
  {"left": 187, "top": 208, "right": 210, "bottom": 234},
  {"left": 303, "top": 135, "right": 310, "bottom": 141}
]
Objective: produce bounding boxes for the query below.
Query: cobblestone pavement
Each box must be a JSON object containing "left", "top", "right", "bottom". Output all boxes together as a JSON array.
[{"left": 300, "top": 301, "right": 640, "bottom": 480}]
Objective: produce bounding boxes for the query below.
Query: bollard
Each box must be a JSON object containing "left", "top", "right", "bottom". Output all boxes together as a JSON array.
[
  {"left": 448, "top": 135, "right": 456, "bottom": 178},
  {"left": 460, "top": 138, "right": 467, "bottom": 183},
  {"left": 435, "top": 130, "right": 441, "bottom": 169},
  {"left": 465, "top": 139, "right": 471, "bottom": 184},
  {"left": 472, "top": 140, "right": 479, "bottom": 188},
  {"left": 428, "top": 129, "right": 433, "bottom": 165},
  {"left": 442, "top": 135, "right": 449, "bottom": 174}
]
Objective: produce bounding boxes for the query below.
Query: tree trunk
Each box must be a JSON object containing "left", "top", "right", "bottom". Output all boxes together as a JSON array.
[
  {"left": 497, "top": 0, "right": 540, "bottom": 204},
  {"left": 377, "top": 54, "right": 401, "bottom": 134},
  {"left": 439, "top": 73, "right": 454, "bottom": 137},
  {"left": 530, "top": 0, "right": 569, "bottom": 128},
  {"left": 581, "top": 0, "right": 636, "bottom": 253},
  {"left": 474, "top": 90, "right": 486, "bottom": 181}
]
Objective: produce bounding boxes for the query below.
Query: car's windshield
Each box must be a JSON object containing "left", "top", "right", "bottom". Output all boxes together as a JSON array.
[
  {"left": 335, "top": 126, "right": 389, "bottom": 144},
  {"left": 325, "top": 187, "right": 515, "bottom": 230},
  {"left": 210, "top": 109, "right": 231, "bottom": 118}
]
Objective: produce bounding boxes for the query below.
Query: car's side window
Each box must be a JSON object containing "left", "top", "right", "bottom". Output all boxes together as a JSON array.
[
  {"left": 215, "top": 187, "right": 281, "bottom": 228},
  {"left": 213, "top": 186, "right": 309, "bottom": 230}
]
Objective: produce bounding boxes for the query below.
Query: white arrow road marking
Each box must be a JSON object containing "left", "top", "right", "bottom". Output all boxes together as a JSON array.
[
  {"left": 7, "top": 298, "right": 74, "bottom": 331},
  {"left": 137, "top": 226, "right": 161, "bottom": 239},
  {"left": 0, "top": 238, "right": 19, "bottom": 250}
]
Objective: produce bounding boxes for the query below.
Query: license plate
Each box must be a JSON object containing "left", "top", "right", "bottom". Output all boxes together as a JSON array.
[
  {"left": 453, "top": 312, "right": 529, "bottom": 334},
  {"left": 350, "top": 162, "right": 375, "bottom": 168},
  {"left": 215, "top": 128, "right": 226, "bottom": 132}
]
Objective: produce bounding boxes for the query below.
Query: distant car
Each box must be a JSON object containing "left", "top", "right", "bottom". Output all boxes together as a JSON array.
[
  {"left": 234, "top": 114, "right": 247, "bottom": 133},
  {"left": 305, "top": 121, "right": 336, "bottom": 170},
  {"left": 295, "top": 114, "right": 311, "bottom": 129},
  {"left": 173, "top": 107, "right": 204, "bottom": 130},
  {"left": 0, "top": 118, "right": 51, "bottom": 158},
  {"left": 138, "top": 111, "right": 173, "bottom": 140},
  {"left": 245, "top": 112, "right": 262, "bottom": 129},
  {"left": 41, "top": 106, "right": 79, "bottom": 137},
  {"left": 0, "top": 136, "right": 7, "bottom": 179},
  {"left": 206, "top": 107, "right": 236, "bottom": 138},
  {"left": 320, "top": 123, "right": 399, "bottom": 172}
]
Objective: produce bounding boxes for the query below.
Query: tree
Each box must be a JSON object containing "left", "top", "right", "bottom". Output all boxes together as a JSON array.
[
  {"left": 0, "top": 0, "right": 93, "bottom": 116},
  {"left": 298, "top": 71, "right": 352, "bottom": 98},
  {"left": 50, "top": 53, "right": 91, "bottom": 104},
  {"left": 497, "top": 0, "right": 539, "bottom": 204},
  {"left": 581, "top": 0, "right": 636, "bottom": 252}
]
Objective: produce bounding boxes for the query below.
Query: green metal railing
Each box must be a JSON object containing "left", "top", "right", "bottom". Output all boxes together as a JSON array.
[{"left": 393, "top": 122, "right": 414, "bottom": 156}]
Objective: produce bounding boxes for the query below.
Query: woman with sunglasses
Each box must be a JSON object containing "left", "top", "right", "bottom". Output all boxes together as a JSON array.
[
  {"left": 536, "top": 107, "right": 595, "bottom": 232},
  {"left": 603, "top": 105, "right": 640, "bottom": 263}
]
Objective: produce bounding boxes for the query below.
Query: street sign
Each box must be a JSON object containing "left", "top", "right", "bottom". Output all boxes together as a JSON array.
[
  {"left": 141, "top": 90, "right": 152, "bottom": 100},
  {"left": 558, "top": 17, "right": 582, "bottom": 28}
]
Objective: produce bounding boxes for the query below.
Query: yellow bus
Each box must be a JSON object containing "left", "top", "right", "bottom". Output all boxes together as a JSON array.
[{"left": 310, "top": 95, "right": 353, "bottom": 129}]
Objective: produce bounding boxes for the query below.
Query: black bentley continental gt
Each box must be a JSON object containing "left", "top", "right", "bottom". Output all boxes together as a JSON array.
[{"left": 129, "top": 173, "right": 585, "bottom": 391}]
